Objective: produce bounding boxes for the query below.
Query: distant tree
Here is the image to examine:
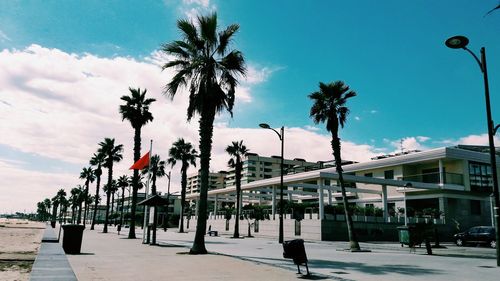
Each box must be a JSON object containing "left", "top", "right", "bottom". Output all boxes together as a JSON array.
[
  {"left": 98, "top": 138, "right": 123, "bottom": 233},
  {"left": 90, "top": 151, "right": 106, "bottom": 230},
  {"left": 119, "top": 87, "right": 155, "bottom": 239},
  {"left": 161, "top": 13, "right": 246, "bottom": 254},
  {"left": 51, "top": 189, "right": 66, "bottom": 223},
  {"left": 69, "top": 187, "right": 82, "bottom": 224},
  {"left": 79, "top": 166, "right": 95, "bottom": 225},
  {"left": 116, "top": 175, "right": 130, "bottom": 225},
  {"left": 225, "top": 140, "right": 249, "bottom": 238},
  {"left": 309, "top": 81, "right": 360, "bottom": 251},
  {"left": 167, "top": 138, "right": 197, "bottom": 233}
]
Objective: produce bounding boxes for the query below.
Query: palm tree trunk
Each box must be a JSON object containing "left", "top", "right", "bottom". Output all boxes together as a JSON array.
[
  {"left": 233, "top": 163, "right": 241, "bottom": 238},
  {"left": 179, "top": 164, "right": 187, "bottom": 233},
  {"left": 111, "top": 192, "right": 115, "bottom": 222},
  {"left": 331, "top": 134, "right": 360, "bottom": 251},
  {"left": 103, "top": 165, "right": 113, "bottom": 233},
  {"left": 128, "top": 127, "right": 141, "bottom": 239},
  {"left": 151, "top": 177, "right": 157, "bottom": 244},
  {"left": 77, "top": 200, "right": 82, "bottom": 224},
  {"left": 91, "top": 169, "right": 101, "bottom": 230},
  {"left": 83, "top": 180, "right": 89, "bottom": 226},
  {"left": 120, "top": 188, "right": 125, "bottom": 225},
  {"left": 190, "top": 109, "right": 215, "bottom": 255}
]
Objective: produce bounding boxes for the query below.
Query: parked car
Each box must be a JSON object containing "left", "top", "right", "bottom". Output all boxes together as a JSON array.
[{"left": 454, "top": 226, "right": 496, "bottom": 248}]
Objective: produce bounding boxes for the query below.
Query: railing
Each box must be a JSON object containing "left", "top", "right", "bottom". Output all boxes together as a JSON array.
[{"left": 398, "top": 172, "right": 464, "bottom": 185}]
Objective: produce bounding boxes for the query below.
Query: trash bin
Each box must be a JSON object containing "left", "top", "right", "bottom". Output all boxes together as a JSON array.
[
  {"left": 50, "top": 221, "right": 56, "bottom": 228},
  {"left": 397, "top": 226, "right": 411, "bottom": 246},
  {"left": 62, "top": 224, "right": 85, "bottom": 254},
  {"left": 283, "top": 239, "right": 309, "bottom": 275},
  {"left": 398, "top": 224, "right": 433, "bottom": 249}
]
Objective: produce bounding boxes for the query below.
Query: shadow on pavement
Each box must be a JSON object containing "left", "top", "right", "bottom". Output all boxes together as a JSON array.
[{"left": 308, "top": 259, "right": 445, "bottom": 276}]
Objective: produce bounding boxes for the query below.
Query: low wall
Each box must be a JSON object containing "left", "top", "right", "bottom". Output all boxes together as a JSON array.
[
  {"left": 185, "top": 215, "right": 455, "bottom": 242},
  {"left": 185, "top": 216, "right": 322, "bottom": 241}
]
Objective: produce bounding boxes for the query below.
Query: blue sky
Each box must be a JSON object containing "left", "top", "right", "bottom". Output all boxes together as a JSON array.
[{"left": 0, "top": 0, "right": 499, "bottom": 213}]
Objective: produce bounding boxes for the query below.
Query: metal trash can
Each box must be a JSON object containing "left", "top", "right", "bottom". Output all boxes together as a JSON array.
[
  {"left": 397, "top": 226, "right": 411, "bottom": 246},
  {"left": 283, "top": 239, "right": 309, "bottom": 275},
  {"left": 62, "top": 224, "right": 85, "bottom": 254}
]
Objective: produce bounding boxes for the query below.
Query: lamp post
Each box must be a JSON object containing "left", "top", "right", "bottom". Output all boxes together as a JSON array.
[
  {"left": 445, "top": 35, "right": 500, "bottom": 266},
  {"left": 259, "top": 123, "right": 285, "bottom": 243}
]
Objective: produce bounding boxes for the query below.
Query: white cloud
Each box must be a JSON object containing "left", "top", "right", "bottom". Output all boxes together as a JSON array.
[
  {"left": 354, "top": 116, "right": 361, "bottom": 121},
  {"left": 183, "top": 0, "right": 210, "bottom": 7},
  {"left": 304, "top": 125, "right": 320, "bottom": 132},
  {"left": 0, "top": 159, "right": 76, "bottom": 213},
  {"left": 0, "top": 44, "right": 297, "bottom": 213},
  {"left": 0, "top": 29, "right": 11, "bottom": 42},
  {"left": 370, "top": 110, "right": 378, "bottom": 114},
  {"left": 438, "top": 133, "right": 500, "bottom": 146},
  {"left": 175, "top": 0, "right": 216, "bottom": 22},
  {"left": 244, "top": 65, "right": 282, "bottom": 84},
  {"left": 389, "top": 136, "right": 431, "bottom": 153}
]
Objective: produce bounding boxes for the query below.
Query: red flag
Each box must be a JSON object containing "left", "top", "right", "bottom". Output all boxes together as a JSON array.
[{"left": 129, "top": 152, "right": 150, "bottom": 170}]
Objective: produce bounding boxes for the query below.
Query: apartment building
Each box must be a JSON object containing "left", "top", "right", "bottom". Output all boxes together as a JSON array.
[{"left": 186, "top": 153, "right": 320, "bottom": 194}]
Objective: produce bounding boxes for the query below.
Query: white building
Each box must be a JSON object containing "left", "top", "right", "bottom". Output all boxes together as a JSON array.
[{"left": 185, "top": 145, "right": 500, "bottom": 241}]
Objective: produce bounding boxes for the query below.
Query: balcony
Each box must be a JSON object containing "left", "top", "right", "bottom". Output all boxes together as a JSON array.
[{"left": 398, "top": 172, "right": 464, "bottom": 186}]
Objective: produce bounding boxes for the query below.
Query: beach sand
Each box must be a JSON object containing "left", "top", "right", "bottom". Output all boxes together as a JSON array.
[{"left": 0, "top": 218, "right": 45, "bottom": 281}]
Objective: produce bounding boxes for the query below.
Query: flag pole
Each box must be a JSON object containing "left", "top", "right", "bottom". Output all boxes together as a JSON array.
[{"left": 142, "top": 139, "right": 153, "bottom": 244}]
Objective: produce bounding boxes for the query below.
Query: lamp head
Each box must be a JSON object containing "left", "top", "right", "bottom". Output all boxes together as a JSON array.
[
  {"left": 259, "top": 123, "right": 271, "bottom": 129},
  {"left": 445, "top": 35, "right": 469, "bottom": 49}
]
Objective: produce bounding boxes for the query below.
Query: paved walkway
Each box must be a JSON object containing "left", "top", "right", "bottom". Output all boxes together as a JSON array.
[
  {"left": 68, "top": 225, "right": 500, "bottom": 281},
  {"left": 66, "top": 225, "right": 296, "bottom": 281},
  {"left": 30, "top": 226, "right": 77, "bottom": 281}
]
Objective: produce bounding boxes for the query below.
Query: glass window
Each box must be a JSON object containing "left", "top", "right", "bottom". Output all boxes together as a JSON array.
[
  {"left": 469, "top": 161, "right": 493, "bottom": 192},
  {"left": 384, "top": 170, "right": 394, "bottom": 179},
  {"left": 364, "top": 173, "right": 373, "bottom": 177}
]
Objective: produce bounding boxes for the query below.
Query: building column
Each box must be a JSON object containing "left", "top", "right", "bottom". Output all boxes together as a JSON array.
[
  {"left": 272, "top": 186, "right": 276, "bottom": 220},
  {"left": 214, "top": 195, "right": 218, "bottom": 220},
  {"left": 195, "top": 200, "right": 199, "bottom": 219},
  {"left": 318, "top": 179, "right": 324, "bottom": 220},
  {"left": 382, "top": 185, "right": 388, "bottom": 222},
  {"left": 438, "top": 159, "right": 444, "bottom": 186},
  {"left": 438, "top": 197, "right": 447, "bottom": 221},
  {"left": 287, "top": 188, "right": 292, "bottom": 202},
  {"left": 328, "top": 189, "right": 332, "bottom": 205}
]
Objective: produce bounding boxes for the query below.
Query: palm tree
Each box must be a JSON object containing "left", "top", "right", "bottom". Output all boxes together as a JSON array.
[
  {"left": 161, "top": 13, "right": 246, "bottom": 254},
  {"left": 99, "top": 138, "right": 124, "bottom": 233},
  {"left": 142, "top": 155, "right": 167, "bottom": 244},
  {"left": 117, "top": 175, "right": 130, "bottom": 226},
  {"left": 167, "top": 138, "right": 197, "bottom": 233},
  {"left": 309, "top": 81, "right": 360, "bottom": 251},
  {"left": 51, "top": 189, "right": 67, "bottom": 224},
  {"left": 79, "top": 167, "right": 95, "bottom": 226},
  {"left": 90, "top": 151, "right": 106, "bottom": 230},
  {"left": 104, "top": 180, "right": 118, "bottom": 225},
  {"left": 69, "top": 187, "right": 82, "bottom": 224},
  {"left": 59, "top": 196, "right": 69, "bottom": 224},
  {"left": 120, "top": 87, "right": 155, "bottom": 239},
  {"left": 226, "top": 140, "right": 249, "bottom": 238}
]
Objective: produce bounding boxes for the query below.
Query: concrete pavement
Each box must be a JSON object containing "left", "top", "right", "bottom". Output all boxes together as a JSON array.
[
  {"left": 66, "top": 224, "right": 500, "bottom": 280},
  {"left": 66, "top": 225, "right": 297, "bottom": 281}
]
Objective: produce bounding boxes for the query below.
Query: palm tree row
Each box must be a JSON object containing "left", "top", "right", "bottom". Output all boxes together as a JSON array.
[{"left": 38, "top": 12, "right": 361, "bottom": 253}]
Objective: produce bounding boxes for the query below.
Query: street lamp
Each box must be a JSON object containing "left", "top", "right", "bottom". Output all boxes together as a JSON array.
[
  {"left": 259, "top": 123, "right": 285, "bottom": 243},
  {"left": 445, "top": 35, "right": 500, "bottom": 266}
]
